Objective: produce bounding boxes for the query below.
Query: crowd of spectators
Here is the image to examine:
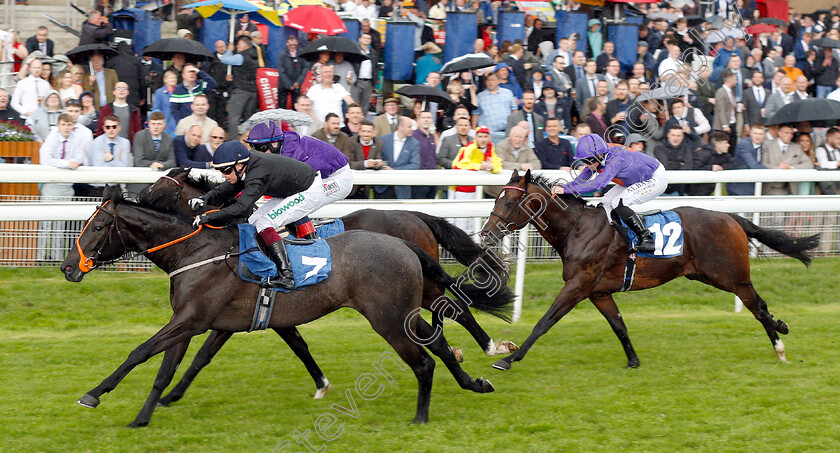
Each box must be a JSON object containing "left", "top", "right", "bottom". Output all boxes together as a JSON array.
[{"left": 5, "top": 0, "right": 840, "bottom": 204}]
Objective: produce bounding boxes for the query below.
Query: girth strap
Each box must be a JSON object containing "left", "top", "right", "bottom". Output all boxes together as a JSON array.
[{"left": 249, "top": 288, "right": 276, "bottom": 332}]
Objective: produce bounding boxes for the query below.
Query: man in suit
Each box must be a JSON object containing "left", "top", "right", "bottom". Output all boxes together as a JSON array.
[
  {"left": 126, "top": 111, "right": 178, "bottom": 197},
  {"left": 502, "top": 43, "right": 528, "bottom": 94},
  {"left": 345, "top": 121, "right": 384, "bottom": 198},
  {"left": 713, "top": 72, "right": 738, "bottom": 148},
  {"left": 764, "top": 76, "right": 792, "bottom": 121},
  {"left": 772, "top": 28, "right": 793, "bottom": 56},
  {"left": 574, "top": 59, "right": 605, "bottom": 115},
  {"left": 546, "top": 55, "right": 572, "bottom": 96},
  {"left": 564, "top": 50, "right": 587, "bottom": 86},
  {"left": 728, "top": 123, "right": 767, "bottom": 195},
  {"left": 352, "top": 32, "right": 379, "bottom": 112},
  {"left": 794, "top": 32, "right": 812, "bottom": 70},
  {"left": 26, "top": 26, "right": 54, "bottom": 57},
  {"left": 505, "top": 90, "right": 545, "bottom": 148},
  {"left": 438, "top": 117, "right": 473, "bottom": 169},
  {"left": 82, "top": 53, "right": 119, "bottom": 110},
  {"left": 276, "top": 35, "right": 307, "bottom": 110},
  {"left": 761, "top": 124, "right": 814, "bottom": 194},
  {"left": 743, "top": 72, "right": 770, "bottom": 130},
  {"left": 312, "top": 113, "right": 355, "bottom": 157},
  {"left": 373, "top": 97, "right": 401, "bottom": 137},
  {"left": 374, "top": 116, "right": 420, "bottom": 199},
  {"left": 486, "top": 125, "right": 541, "bottom": 197}
]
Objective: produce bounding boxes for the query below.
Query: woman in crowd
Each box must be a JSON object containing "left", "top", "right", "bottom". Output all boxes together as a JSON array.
[
  {"left": 152, "top": 70, "right": 178, "bottom": 136},
  {"left": 78, "top": 91, "right": 98, "bottom": 132},
  {"left": 54, "top": 69, "right": 82, "bottom": 105},
  {"left": 26, "top": 90, "right": 63, "bottom": 142}
]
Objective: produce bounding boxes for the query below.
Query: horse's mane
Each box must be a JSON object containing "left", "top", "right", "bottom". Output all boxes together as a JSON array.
[
  {"left": 188, "top": 172, "right": 221, "bottom": 193},
  {"left": 512, "top": 172, "right": 587, "bottom": 206}
]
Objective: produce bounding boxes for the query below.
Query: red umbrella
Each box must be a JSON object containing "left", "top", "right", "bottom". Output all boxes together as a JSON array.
[
  {"left": 283, "top": 5, "right": 347, "bottom": 35},
  {"left": 747, "top": 24, "right": 776, "bottom": 35}
]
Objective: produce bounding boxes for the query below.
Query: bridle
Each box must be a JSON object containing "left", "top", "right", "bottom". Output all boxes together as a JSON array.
[
  {"left": 74, "top": 198, "right": 210, "bottom": 273},
  {"left": 159, "top": 174, "right": 184, "bottom": 205},
  {"left": 488, "top": 185, "right": 532, "bottom": 232}
]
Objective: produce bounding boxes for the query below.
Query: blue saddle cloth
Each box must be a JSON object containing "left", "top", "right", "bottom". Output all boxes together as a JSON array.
[
  {"left": 288, "top": 219, "right": 346, "bottom": 239},
  {"left": 620, "top": 211, "right": 684, "bottom": 258},
  {"left": 237, "top": 224, "right": 333, "bottom": 292}
]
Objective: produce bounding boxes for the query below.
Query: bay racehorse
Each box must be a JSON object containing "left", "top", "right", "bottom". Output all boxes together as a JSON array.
[
  {"left": 139, "top": 168, "right": 516, "bottom": 406},
  {"left": 480, "top": 170, "right": 820, "bottom": 371},
  {"left": 62, "top": 186, "right": 499, "bottom": 426}
]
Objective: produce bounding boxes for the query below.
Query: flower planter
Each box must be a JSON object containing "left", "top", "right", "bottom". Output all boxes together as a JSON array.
[{"left": 0, "top": 141, "right": 41, "bottom": 265}]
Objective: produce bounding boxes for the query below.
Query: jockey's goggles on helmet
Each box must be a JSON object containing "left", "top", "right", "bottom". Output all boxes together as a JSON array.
[
  {"left": 218, "top": 165, "right": 236, "bottom": 175},
  {"left": 252, "top": 142, "right": 281, "bottom": 153}
]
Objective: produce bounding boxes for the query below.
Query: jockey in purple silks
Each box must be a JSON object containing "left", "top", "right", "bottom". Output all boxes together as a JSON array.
[
  {"left": 245, "top": 121, "right": 352, "bottom": 240},
  {"left": 552, "top": 133, "right": 668, "bottom": 252}
]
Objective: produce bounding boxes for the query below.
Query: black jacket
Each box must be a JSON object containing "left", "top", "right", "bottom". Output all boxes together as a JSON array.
[
  {"left": 276, "top": 49, "right": 308, "bottom": 90},
  {"left": 79, "top": 20, "right": 113, "bottom": 46},
  {"left": 106, "top": 44, "right": 146, "bottom": 107},
  {"left": 25, "top": 36, "right": 54, "bottom": 56},
  {"left": 203, "top": 151, "right": 316, "bottom": 224},
  {"left": 688, "top": 143, "right": 738, "bottom": 195},
  {"left": 654, "top": 140, "right": 694, "bottom": 194},
  {"left": 232, "top": 46, "right": 259, "bottom": 92},
  {"left": 814, "top": 54, "right": 840, "bottom": 87}
]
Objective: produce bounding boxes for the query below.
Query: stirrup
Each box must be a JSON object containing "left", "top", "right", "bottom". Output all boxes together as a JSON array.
[{"left": 262, "top": 274, "right": 295, "bottom": 289}]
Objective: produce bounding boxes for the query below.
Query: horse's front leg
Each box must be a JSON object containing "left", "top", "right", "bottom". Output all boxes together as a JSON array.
[
  {"left": 492, "top": 280, "right": 590, "bottom": 371},
  {"left": 78, "top": 311, "right": 207, "bottom": 409},
  {"left": 128, "top": 338, "right": 191, "bottom": 428},
  {"left": 159, "top": 330, "right": 234, "bottom": 406}
]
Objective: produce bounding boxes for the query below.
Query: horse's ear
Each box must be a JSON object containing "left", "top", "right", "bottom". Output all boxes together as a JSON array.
[
  {"left": 510, "top": 169, "right": 519, "bottom": 181},
  {"left": 524, "top": 169, "right": 532, "bottom": 185},
  {"left": 102, "top": 184, "right": 113, "bottom": 201}
]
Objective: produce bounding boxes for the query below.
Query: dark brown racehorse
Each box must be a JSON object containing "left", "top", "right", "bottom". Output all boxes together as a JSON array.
[
  {"left": 62, "top": 186, "right": 500, "bottom": 426},
  {"left": 139, "top": 168, "right": 516, "bottom": 407},
  {"left": 480, "top": 170, "right": 820, "bottom": 371}
]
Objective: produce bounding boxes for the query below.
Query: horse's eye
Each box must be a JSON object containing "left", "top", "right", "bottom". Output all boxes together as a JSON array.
[
  {"left": 504, "top": 200, "right": 515, "bottom": 208},
  {"left": 94, "top": 226, "right": 103, "bottom": 232}
]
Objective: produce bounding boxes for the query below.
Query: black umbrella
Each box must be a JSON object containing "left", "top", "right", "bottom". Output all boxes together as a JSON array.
[
  {"left": 636, "top": 85, "right": 689, "bottom": 102},
  {"left": 143, "top": 38, "right": 214, "bottom": 62},
  {"left": 299, "top": 37, "right": 368, "bottom": 64},
  {"left": 767, "top": 98, "right": 840, "bottom": 126},
  {"left": 757, "top": 17, "right": 787, "bottom": 27},
  {"left": 395, "top": 85, "right": 454, "bottom": 105},
  {"left": 65, "top": 44, "right": 117, "bottom": 65},
  {"left": 812, "top": 38, "right": 840, "bottom": 49},
  {"left": 440, "top": 53, "right": 496, "bottom": 74}
]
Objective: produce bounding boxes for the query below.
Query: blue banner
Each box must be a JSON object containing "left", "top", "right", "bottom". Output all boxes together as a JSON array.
[
  {"left": 497, "top": 11, "right": 525, "bottom": 45},
  {"left": 444, "top": 12, "right": 477, "bottom": 64},
  {"left": 607, "top": 24, "right": 639, "bottom": 75},
  {"left": 384, "top": 22, "right": 417, "bottom": 81}
]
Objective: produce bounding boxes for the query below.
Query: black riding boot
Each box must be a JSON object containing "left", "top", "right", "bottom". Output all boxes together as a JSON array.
[
  {"left": 265, "top": 241, "right": 295, "bottom": 289},
  {"left": 615, "top": 205, "right": 655, "bottom": 253}
]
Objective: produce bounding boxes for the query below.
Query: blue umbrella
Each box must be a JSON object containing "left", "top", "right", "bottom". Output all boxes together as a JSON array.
[{"left": 183, "top": 0, "right": 281, "bottom": 42}]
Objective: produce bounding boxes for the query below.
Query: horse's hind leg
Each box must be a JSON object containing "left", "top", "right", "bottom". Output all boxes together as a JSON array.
[
  {"left": 374, "top": 325, "right": 436, "bottom": 424},
  {"left": 590, "top": 294, "right": 640, "bottom": 368},
  {"left": 129, "top": 338, "right": 191, "bottom": 428},
  {"left": 159, "top": 330, "right": 233, "bottom": 406},
  {"left": 416, "top": 318, "right": 495, "bottom": 394},
  {"left": 731, "top": 282, "right": 790, "bottom": 362},
  {"left": 273, "top": 327, "right": 330, "bottom": 399}
]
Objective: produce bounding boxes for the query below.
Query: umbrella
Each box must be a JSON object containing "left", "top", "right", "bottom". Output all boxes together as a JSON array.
[
  {"left": 747, "top": 24, "right": 777, "bottom": 35},
  {"left": 758, "top": 17, "right": 787, "bottom": 27},
  {"left": 299, "top": 36, "right": 368, "bottom": 63},
  {"left": 283, "top": 5, "right": 347, "bottom": 35},
  {"left": 143, "top": 38, "right": 215, "bottom": 62},
  {"left": 707, "top": 15, "right": 725, "bottom": 29},
  {"left": 238, "top": 109, "right": 313, "bottom": 135},
  {"left": 812, "top": 38, "right": 840, "bottom": 49},
  {"left": 183, "top": 0, "right": 281, "bottom": 43},
  {"left": 636, "top": 85, "right": 689, "bottom": 102},
  {"left": 396, "top": 85, "right": 454, "bottom": 106},
  {"left": 706, "top": 28, "right": 746, "bottom": 43},
  {"left": 440, "top": 53, "right": 497, "bottom": 74},
  {"left": 647, "top": 12, "right": 678, "bottom": 21},
  {"left": 65, "top": 44, "right": 117, "bottom": 65},
  {"left": 766, "top": 98, "right": 840, "bottom": 126}
]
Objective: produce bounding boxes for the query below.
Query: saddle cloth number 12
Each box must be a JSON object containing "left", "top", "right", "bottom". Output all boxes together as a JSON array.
[{"left": 648, "top": 222, "right": 683, "bottom": 256}]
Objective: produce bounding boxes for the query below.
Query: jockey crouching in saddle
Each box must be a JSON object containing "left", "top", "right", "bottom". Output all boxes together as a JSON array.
[
  {"left": 189, "top": 137, "right": 335, "bottom": 290},
  {"left": 551, "top": 134, "right": 668, "bottom": 253},
  {"left": 244, "top": 121, "right": 352, "bottom": 239}
]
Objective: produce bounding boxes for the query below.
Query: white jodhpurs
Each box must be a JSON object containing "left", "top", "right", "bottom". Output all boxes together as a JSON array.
[
  {"left": 250, "top": 172, "right": 326, "bottom": 231},
  {"left": 601, "top": 164, "right": 667, "bottom": 220}
]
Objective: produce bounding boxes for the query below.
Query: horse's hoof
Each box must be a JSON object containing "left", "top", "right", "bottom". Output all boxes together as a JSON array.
[
  {"left": 77, "top": 394, "right": 100, "bottom": 408},
  {"left": 776, "top": 320, "right": 789, "bottom": 335},
  {"left": 476, "top": 377, "right": 495, "bottom": 393},
  {"left": 313, "top": 380, "right": 331, "bottom": 400},
  {"left": 451, "top": 347, "right": 463, "bottom": 363},
  {"left": 626, "top": 361, "right": 640, "bottom": 369},
  {"left": 500, "top": 340, "right": 519, "bottom": 353},
  {"left": 127, "top": 419, "right": 149, "bottom": 428},
  {"left": 491, "top": 359, "right": 511, "bottom": 371},
  {"left": 412, "top": 416, "right": 428, "bottom": 424}
]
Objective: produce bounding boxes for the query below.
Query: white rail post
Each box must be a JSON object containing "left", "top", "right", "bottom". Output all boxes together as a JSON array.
[{"left": 513, "top": 224, "right": 530, "bottom": 322}]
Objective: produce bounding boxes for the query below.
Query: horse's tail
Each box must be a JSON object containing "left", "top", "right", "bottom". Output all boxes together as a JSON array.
[
  {"left": 408, "top": 211, "right": 510, "bottom": 283},
  {"left": 727, "top": 213, "right": 820, "bottom": 267},
  {"left": 402, "top": 240, "right": 514, "bottom": 323}
]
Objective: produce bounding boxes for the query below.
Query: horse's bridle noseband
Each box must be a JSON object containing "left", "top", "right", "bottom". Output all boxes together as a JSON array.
[
  {"left": 75, "top": 200, "right": 130, "bottom": 272},
  {"left": 488, "top": 185, "right": 532, "bottom": 232}
]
